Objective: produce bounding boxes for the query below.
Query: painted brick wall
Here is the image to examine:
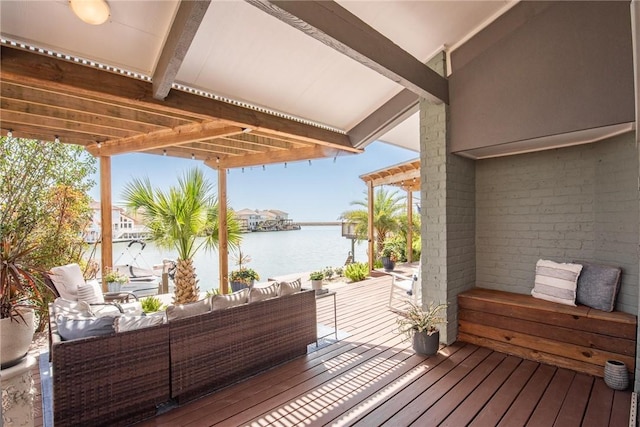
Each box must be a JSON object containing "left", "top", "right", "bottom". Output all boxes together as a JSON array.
[
  {"left": 421, "top": 53, "right": 476, "bottom": 344},
  {"left": 476, "top": 132, "right": 639, "bottom": 314}
]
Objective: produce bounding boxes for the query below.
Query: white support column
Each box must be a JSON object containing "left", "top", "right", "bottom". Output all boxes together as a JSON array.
[{"left": 631, "top": 0, "right": 640, "bottom": 392}]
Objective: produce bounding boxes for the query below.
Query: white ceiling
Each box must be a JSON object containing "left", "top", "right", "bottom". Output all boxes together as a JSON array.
[{"left": 0, "top": 0, "right": 514, "bottom": 152}]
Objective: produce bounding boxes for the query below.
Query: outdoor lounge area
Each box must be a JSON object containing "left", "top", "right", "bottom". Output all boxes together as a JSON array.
[
  {"left": 24, "top": 274, "right": 632, "bottom": 426},
  {"left": 2, "top": 0, "right": 640, "bottom": 425}
]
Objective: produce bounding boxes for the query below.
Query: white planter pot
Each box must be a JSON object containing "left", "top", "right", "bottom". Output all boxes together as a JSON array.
[
  {"left": 107, "top": 282, "right": 121, "bottom": 293},
  {"left": 0, "top": 308, "right": 35, "bottom": 369},
  {"left": 311, "top": 279, "right": 323, "bottom": 290}
]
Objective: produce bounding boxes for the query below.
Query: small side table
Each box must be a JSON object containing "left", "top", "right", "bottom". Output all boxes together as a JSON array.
[
  {"left": 315, "top": 290, "right": 337, "bottom": 344},
  {"left": 1, "top": 355, "right": 36, "bottom": 427}
]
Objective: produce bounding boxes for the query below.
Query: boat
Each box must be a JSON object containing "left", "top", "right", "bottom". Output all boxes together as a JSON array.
[{"left": 107, "top": 240, "right": 176, "bottom": 298}]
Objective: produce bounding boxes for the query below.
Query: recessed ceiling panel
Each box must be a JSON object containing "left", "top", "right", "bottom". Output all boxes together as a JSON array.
[{"left": 0, "top": 0, "right": 178, "bottom": 75}]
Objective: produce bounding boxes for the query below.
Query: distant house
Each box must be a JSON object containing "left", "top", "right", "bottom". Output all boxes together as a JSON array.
[
  {"left": 234, "top": 208, "right": 264, "bottom": 231},
  {"left": 84, "top": 201, "right": 151, "bottom": 243},
  {"left": 234, "top": 208, "right": 297, "bottom": 232}
]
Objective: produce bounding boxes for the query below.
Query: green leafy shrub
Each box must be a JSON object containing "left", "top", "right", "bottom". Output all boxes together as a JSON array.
[
  {"left": 141, "top": 296, "right": 167, "bottom": 314},
  {"left": 344, "top": 262, "right": 369, "bottom": 282},
  {"left": 322, "top": 266, "right": 334, "bottom": 280},
  {"left": 309, "top": 271, "right": 324, "bottom": 281}
]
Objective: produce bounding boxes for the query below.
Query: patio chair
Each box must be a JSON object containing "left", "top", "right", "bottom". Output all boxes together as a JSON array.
[
  {"left": 43, "top": 264, "right": 139, "bottom": 314},
  {"left": 388, "top": 268, "right": 420, "bottom": 312}
]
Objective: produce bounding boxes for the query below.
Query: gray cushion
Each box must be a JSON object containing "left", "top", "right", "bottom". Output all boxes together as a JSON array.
[
  {"left": 575, "top": 261, "right": 622, "bottom": 312},
  {"left": 211, "top": 288, "right": 249, "bottom": 311},
  {"left": 56, "top": 315, "right": 115, "bottom": 341}
]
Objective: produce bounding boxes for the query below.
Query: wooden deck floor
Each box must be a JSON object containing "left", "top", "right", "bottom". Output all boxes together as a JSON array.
[{"left": 134, "top": 276, "right": 632, "bottom": 427}]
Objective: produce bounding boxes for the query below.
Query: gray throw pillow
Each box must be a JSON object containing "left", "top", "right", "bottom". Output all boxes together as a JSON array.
[
  {"left": 166, "top": 298, "right": 211, "bottom": 321},
  {"left": 575, "top": 261, "right": 622, "bottom": 312},
  {"left": 56, "top": 315, "right": 115, "bottom": 341}
]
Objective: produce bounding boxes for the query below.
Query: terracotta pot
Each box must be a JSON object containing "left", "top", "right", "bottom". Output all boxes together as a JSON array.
[
  {"left": 412, "top": 329, "right": 440, "bottom": 356},
  {"left": 0, "top": 308, "right": 35, "bottom": 369}
]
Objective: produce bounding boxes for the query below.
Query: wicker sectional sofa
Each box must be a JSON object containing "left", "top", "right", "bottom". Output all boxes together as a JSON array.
[{"left": 48, "top": 289, "right": 317, "bottom": 426}]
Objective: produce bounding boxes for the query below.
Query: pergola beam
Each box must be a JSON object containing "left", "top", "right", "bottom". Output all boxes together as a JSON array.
[
  {"left": 153, "top": 0, "right": 211, "bottom": 100},
  {"left": 205, "top": 145, "right": 341, "bottom": 169},
  {"left": 86, "top": 123, "right": 244, "bottom": 156},
  {"left": 1, "top": 46, "right": 356, "bottom": 152},
  {"left": 246, "top": 0, "right": 449, "bottom": 104}
]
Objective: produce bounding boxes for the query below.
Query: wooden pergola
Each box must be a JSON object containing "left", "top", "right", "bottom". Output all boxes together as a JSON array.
[
  {"left": 359, "top": 158, "right": 420, "bottom": 270},
  {"left": 0, "top": 45, "right": 361, "bottom": 293}
]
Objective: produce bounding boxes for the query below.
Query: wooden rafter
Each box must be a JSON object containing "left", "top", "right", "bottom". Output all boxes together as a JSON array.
[
  {"left": 153, "top": 0, "right": 211, "bottom": 100},
  {"left": 85, "top": 122, "right": 244, "bottom": 156},
  {"left": 360, "top": 158, "right": 421, "bottom": 191},
  {"left": 245, "top": 0, "right": 449, "bottom": 104},
  {"left": 206, "top": 145, "right": 337, "bottom": 169},
  {"left": 0, "top": 46, "right": 357, "bottom": 152}
]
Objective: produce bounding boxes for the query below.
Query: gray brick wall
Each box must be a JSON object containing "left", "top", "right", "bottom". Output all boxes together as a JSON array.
[
  {"left": 420, "top": 52, "right": 476, "bottom": 344},
  {"left": 476, "top": 131, "right": 638, "bottom": 314}
]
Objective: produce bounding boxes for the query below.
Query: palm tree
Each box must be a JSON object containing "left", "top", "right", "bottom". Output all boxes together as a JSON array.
[
  {"left": 340, "top": 187, "right": 405, "bottom": 256},
  {"left": 123, "top": 168, "right": 241, "bottom": 304}
]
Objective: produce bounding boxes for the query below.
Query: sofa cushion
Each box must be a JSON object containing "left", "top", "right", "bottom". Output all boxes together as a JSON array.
[
  {"left": 56, "top": 314, "right": 115, "bottom": 341},
  {"left": 249, "top": 283, "right": 278, "bottom": 303},
  {"left": 50, "top": 263, "right": 85, "bottom": 301},
  {"left": 531, "top": 259, "right": 582, "bottom": 306},
  {"left": 211, "top": 288, "right": 249, "bottom": 311},
  {"left": 166, "top": 298, "right": 211, "bottom": 321},
  {"left": 77, "top": 279, "right": 105, "bottom": 304},
  {"left": 575, "top": 261, "right": 622, "bottom": 312},
  {"left": 52, "top": 298, "right": 93, "bottom": 317},
  {"left": 115, "top": 314, "right": 165, "bottom": 332},
  {"left": 278, "top": 278, "right": 302, "bottom": 296}
]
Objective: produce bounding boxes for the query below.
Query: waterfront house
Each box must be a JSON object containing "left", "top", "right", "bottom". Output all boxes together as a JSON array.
[
  {"left": 1, "top": 0, "right": 639, "bottom": 423},
  {"left": 84, "top": 201, "right": 151, "bottom": 243}
]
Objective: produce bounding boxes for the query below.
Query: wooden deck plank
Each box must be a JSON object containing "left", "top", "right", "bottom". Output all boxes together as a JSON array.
[
  {"left": 412, "top": 351, "right": 507, "bottom": 425},
  {"left": 526, "top": 368, "right": 575, "bottom": 426},
  {"left": 378, "top": 347, "right": 493, "bottom": 426},
  {"left": 582, "top": 379, "right": 615, "bottom": 427},
  {"left": 469, "top": 359, "right": 539, "bottom": 427},
  {"left": 440, "top": 355, "right": 522, "bottom": 427},
  {"left": 498, "top": 364, "right": 557, "bottom": 426},
  {"left": 552, "top": 372, "right": 594, "bottom": 427},
  {"left": 130, "top": 278, "right": 632, "bottom": 427}
]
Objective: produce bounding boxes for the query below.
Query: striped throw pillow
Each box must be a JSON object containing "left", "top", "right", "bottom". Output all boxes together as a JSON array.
[
  {"left": 531, "top": 259, "right": 582, "bottom": 306},
  {"left": 77, "top": 279, "right": 105, "bottom": 304}
]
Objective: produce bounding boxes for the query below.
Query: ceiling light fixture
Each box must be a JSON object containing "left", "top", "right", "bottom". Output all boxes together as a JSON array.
[
  {"left": 242, "top": 128, "right": 252, "bottom": 133},
  {"left": 191, "top": 153, "right": 195, "bottom": 160},
  {"left": 163, "top": 149, "right": 167, "bottom": 156},
  {"left": 6, "top": 129, "right": 12, "bottom": 138},
  {"left": 96, "top": 141, "right": 102, "bottom": 149},
  {"left": 54, "top": 135, "right": 60, "bottom": 143},
  {"left": 216, "top": 156, "right": 220, "bottom": 164},
  {"left": 70, "top": 0, "right": 111, "bottom": 25}
]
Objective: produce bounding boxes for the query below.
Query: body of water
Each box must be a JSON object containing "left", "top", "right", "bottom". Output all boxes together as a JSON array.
[{"left": 98, "top": 226, "right": 364, "bottom": 293}]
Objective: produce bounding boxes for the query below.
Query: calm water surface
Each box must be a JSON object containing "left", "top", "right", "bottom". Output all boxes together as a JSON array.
[{"left": 101, "top": 226, "right": 363, "bottom": 292}]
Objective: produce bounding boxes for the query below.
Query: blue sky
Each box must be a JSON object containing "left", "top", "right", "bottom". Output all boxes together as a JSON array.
[{"left": 89, "top": 141, "right": 417, "bottom": 222}]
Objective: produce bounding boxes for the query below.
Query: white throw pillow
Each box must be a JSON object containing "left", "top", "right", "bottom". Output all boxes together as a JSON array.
[
  {"left": 115, "top": 314, "right": 165, "bottom": 333},
  {"left": 50, "top": 263, "right": 85, "bottom": 301},
  {"left": 249, "top": 283, "right": 278, "bottom": 303},
  {"left": 77, "top": 279, "right": 105, "bottom": 304},
  {"left": 51, "top": 298, "right": 93, "bottom": 317},
  {"left": 166, "top": 298, "right": 211, "bottom": 321},
  {"left": 277, "top": 278, "right": 302, "bottom": 296},
  {"left": 211, "top": 288, "right": 249, "bottom": 311},
  {"left": 531, "top": 259, "right": 582, "bottom": 306}
]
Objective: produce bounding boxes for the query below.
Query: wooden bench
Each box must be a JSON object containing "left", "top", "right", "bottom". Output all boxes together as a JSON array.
[{"left": 458, "top": 288, "right": 637, "bottom": 378}]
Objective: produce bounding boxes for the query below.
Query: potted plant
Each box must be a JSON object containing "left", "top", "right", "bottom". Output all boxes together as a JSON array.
[
  {"left": 380, "top": 244, "right": 399, "bottom": 272},
  {"left": 103, "top": 268, "right": 129, "bottom": 292},
  {"left": 309, "top": 271, "right": 324, "bottom": 290},
  {"left": 396, "top": 300, "right": 447, "bottom": 356},
  {"left": 0, "top": 235, "right": 44, "bottom": 368},
  {"left": 229, "top": 268, "right": 260, "bottom": 292}
]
